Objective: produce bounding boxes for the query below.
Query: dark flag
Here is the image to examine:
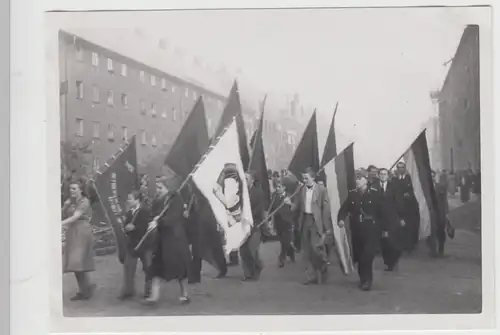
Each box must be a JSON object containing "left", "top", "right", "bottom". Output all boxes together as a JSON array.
[
  {"left": 93, "top": 136, "right": 139, "bottom": 264},
  {"left": 249, "top": 96, "right": 270, "bottom": 209},
  {"left": 165, "top": 97, "right": 210, "bottom": 179},
  {"left": 249, "top": 97, "right": 277, "bottom": 241},
  {"left": 164, "top": 97, "right": 225, "bottom": 273},
  {"left": 323, "top": 143, "right": 356, "bottom": 274},
  {"left": 213, "top": 81, "right": 250, "bottom": 171},
  {"left": 319, "top": 103, "right": 340, "bottom": 184},
  {"left": 288, "top": 110, "right": 320, "bottom": 179},
  {"left": 321, "top": 103, "right": 339, "bottom": 165},
  {"left": 399, "top": 130, "right": 439, "bottom": 243}
]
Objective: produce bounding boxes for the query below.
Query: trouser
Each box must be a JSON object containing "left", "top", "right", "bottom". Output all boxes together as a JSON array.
[
  {"left": 228, "top": 251, "right": 239, "bottom": 265},
  {"left": 381, "top": 236, "right": 401, "bottom": 268},
  {"left": 240, "top": 229, "right": 263, "bottom": 279},
  {"left": 277, "top": 226, "right": 295, "bottom": 263},
  {"left": 427, "top": 222, "right": 446, "bottom": 256},
  {"left": 301, "top": 214, "right": 327, "bottom": 281},
  {"left": 402, "top": 215, "right": 419, "bottom": 251},
  {"left": 121, "top": 248, "right": 153, "bottom": 296},
  {"left": 352, "top": 225, "right": 378, "bottom": 285}
]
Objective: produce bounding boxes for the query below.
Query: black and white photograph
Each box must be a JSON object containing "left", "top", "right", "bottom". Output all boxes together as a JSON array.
[{"left": 40, "top": 4, "right": 493, "bottom": 333}]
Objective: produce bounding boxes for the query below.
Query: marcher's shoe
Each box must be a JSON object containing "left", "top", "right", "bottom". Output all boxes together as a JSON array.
[
  {"left": 188, "top": 278, "right": 201, "bottom": 284},
  {"left": 302, "top": 278, "right": 318, "bottom": 285},
  {"left": 118, "top": 293, "right": 134, "bottom": 300},
  {"left": 242, "top": 276, "right": 256, "bottom": 282},
  {"left": 384, "top": 266, "right": 394, "bottom": 272},
  {"left": 361, "top": 282, "right": 372, "bottom": 291},
  {"left": 216, "top": 269, "right": 227, "bottom": 279},
  {"left": 69, "top": 293, "right": 84, "bottom": 301},
  {"left": 254, "top": 266, "right": 263, "bottom": 280},
  {"left": 81, "top": 284, "right": 96, "bottom": 300},
  {"left": 179, "top": 296, "right": 191, "bottom": 305},
  {"left": 278, "top": 261, "right": 284, "bottom": 268}
]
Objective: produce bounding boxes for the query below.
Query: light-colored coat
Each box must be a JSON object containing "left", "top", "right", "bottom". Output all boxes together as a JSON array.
[{"left": 292, "top": 183, "right": 333, "bottom": 235}]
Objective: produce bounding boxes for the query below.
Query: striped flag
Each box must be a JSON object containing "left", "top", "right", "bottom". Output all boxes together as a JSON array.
[
  {"left": 400, "top": 130, "right": 439, "bottom": 240},
  {"left": 191, "top": 120, "right": 253, "bottom": 255},
  {"left": 323, "top": 143, "right": 356, "bottom": 275}
]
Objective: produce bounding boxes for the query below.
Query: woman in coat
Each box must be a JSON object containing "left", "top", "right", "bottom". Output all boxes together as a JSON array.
[
  {"left": 146, "top": 176, "right": 192, "bottom": 304},
  {"left": 61, "top": 179, "right": 96, "bottom": 301}
]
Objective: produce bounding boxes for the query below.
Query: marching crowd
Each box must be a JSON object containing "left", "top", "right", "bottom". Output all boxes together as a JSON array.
[{"left": 61, "top": 162, "right": 479, "bottom": 305}]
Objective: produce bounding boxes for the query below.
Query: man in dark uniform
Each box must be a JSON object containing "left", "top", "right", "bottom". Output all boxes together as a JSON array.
[
  {"left": 119, "top": 190, "right": 154, "bottom": 300},
  {"left": 337, "top": 174, "right": 386, "bottom": 291},
  {"left": 375, "top": 168, "right": 404, "bottom": 271},
  {"left": 239, "top": 171, "right": 265, "bottom": 281},
  {"left": 269, "top": 179, "right": 296, "bottom": 267},
  {"left": 428, "top": 170, "right": 449, "bottom": 257},
  {"left": 392, "top": 162, "right": 420, "bottom": 253}
]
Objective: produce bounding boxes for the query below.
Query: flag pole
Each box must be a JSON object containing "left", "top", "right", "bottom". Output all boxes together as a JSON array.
[
  {"left": 248, "top": 94, "right": 267, "bottom": 171},
  {"left": 134, "top": 117, "right": 238, "bottom": 251},
  {"left": 389, "top": 128, "right": 427, "bottom": 171}
]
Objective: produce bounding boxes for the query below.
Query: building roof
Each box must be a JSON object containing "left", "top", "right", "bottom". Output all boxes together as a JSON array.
[
  {"left": 59, "top": 29, "right": 228, "bottom": 101},
  {"left": 439, "top": 24, "right": 479, "bottom": 97}
]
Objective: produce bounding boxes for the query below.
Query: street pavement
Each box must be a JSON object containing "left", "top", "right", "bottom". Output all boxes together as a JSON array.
[{"left": 62, "top": 194, "right": 482, "bottom": 316}]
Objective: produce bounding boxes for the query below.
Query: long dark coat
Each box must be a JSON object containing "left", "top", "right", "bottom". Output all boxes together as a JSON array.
[
  {"left": 149, "top": 192, "right": 192, "bottom": 281},
  {"left": 373, "top": 180, "right": 405, "bottom": 251}
]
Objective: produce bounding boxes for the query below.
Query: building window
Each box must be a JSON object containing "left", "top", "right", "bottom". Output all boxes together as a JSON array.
[
  {"left": 193, "top": 91, "right": 198, "bottom": 101},
  {"left": 140, "top": 70, "right": 145, "bottom": 83},
  {"left": 76, "top": 81, "right": 84, "bottom": 99},
  {"left": 161, "top": 108, "right": 167, "bottom": 119},
  {"left": 150, "top": 75, "right": 156, "bottom": 86},
  {"left": 140, "top": 130, "right": 147, "bottom": 146},
  {"left": 151, "top": 133, "right": 157, "bottom": 147},
  {"left": 76, "top": 118, "right": 84, "bottom": 137},
  {"left": 171, "top": 85, "right": 176, "bottom": 93},
  {"left": 185, "top": 88, "right": 189, "bottom": 98},
  {"left": 92, "top": 121, "right": 100, "bottom": 139},
  {"left": 172, "top": 108, "right": 177, "bottom": 121},
  {"left": 107, "top": 90, "right": 115, "bottom": 106},
  {"left": 151, "top": 102, "right": 157, "bottom": 117},
  {"left": 75, "top": 45, "right": 83, "bottom": 62},
  {"left": 108, "top": 124, "right": 115, "bottom": 141},
  {"left": 107, "top": 58, "right": 114, "bottom": 73},
  {"left": 218, "top": 100, "right": 223, "bottom": 109},
  {"left": 121, "top": 63, "right": 127, "bottom": 76},
  {"left": 207, "top": 118, "right": 212, "bottom": 130},
  {"left": 121, "top": 93, "right": 128, "bottom": 108},
  {"left": 140, "top": 99, "right": 147, "bottom": 114},
  {"left": 161, "top": 78, "right": 167, "bottom": 91},
  {"left": 122, "top": 126, "right": 128, "bottom": 141},
  {"left": 92, "top": 52, "right": 99, "bottom": 68},
  {"left": 92, "top": 86, "right": 100, "bottom": 103}
]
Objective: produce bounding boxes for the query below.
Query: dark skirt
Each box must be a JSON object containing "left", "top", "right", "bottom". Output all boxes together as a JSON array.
[{"left": 149, "top": 225, "right": 192, "bottom": 282}]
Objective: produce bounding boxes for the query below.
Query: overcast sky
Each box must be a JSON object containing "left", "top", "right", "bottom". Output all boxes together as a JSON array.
[{"left": 48, "top": 7, "right": 486, "bottom": 168}]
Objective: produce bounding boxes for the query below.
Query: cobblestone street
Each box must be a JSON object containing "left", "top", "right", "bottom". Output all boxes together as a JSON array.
[{"left": 62, "top": 195, "right": 481, "bottom": 316}]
